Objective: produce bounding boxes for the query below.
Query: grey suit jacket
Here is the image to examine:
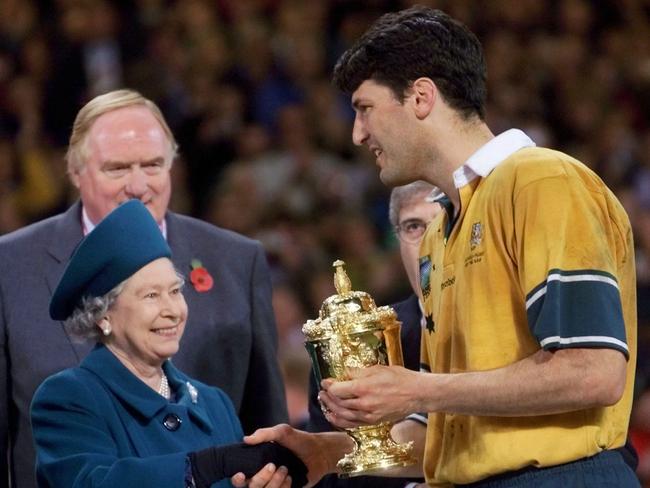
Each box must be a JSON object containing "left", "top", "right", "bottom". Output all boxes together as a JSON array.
[{"left": 0, "top": 202, "right": 288, "bottom": 488}]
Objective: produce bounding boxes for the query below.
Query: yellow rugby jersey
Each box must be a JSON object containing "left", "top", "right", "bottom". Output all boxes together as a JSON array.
[{"left": 418, "top": 134, "right": 636, "bottom": 486}]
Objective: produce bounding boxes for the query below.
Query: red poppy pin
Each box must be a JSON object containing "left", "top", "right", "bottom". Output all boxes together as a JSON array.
[{"left": 190, "top": 259, "right": 214, "bottom": 293}]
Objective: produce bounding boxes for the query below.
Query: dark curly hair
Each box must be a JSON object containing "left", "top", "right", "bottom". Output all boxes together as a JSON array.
[{"left": 332, "top": 6, "right": 487, "bottom": 120}]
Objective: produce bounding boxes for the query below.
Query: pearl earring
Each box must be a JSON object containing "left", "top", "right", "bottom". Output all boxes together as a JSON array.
[{"left": 102, "top": 323, "right": 112, "bottom": 336}]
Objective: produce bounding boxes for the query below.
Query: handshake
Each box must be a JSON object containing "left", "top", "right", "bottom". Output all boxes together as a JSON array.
[{"left": 191, "top": 439, "right": 308, "bottom": 488}]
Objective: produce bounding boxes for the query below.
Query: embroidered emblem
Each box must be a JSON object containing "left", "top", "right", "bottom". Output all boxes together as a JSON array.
[
  {"left": 419, "top": 256, "right": 432, "bottom": 298},
  {"left": 470, "top": 222, "right": 483, "bottom": 250}
]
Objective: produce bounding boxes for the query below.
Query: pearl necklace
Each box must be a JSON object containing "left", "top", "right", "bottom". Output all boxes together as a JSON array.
[{"left": 158, "top": 373, "right": 171, "bottom": 400}]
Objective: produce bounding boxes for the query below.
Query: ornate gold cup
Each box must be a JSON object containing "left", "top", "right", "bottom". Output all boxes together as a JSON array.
[{"left": 303, "top": 260, "right": 416, "bottom": 477}]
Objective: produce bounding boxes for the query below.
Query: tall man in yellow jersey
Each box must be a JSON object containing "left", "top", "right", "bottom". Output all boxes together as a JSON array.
[{"left": 241, "top": 5, "right": 640, "bottom": 487}]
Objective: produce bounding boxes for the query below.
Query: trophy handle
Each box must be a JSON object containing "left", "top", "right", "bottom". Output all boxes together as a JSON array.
[
  {"left": 383, "top": 321, "right": 404, "bottom": 367},
  {"left": 305, "top": 341, "right": 327, "bottom": 385}
]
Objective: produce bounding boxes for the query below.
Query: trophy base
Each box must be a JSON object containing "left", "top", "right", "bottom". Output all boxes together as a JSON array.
[{"left": 337, "top": 423, "right": 416, "bottom": 478}]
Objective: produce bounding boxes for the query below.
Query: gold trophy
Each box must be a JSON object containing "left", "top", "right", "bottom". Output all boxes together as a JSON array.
[{"left": 303, "top": 260, "right": 416, "bottom": 477}]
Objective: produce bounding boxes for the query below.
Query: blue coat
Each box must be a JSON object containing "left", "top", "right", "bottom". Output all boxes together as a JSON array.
[
  {"left": 0, "top": 201, "right": 287, "bottom": 488},
  {"left": 31, "top": 344, "right": 243, "bottom": 488}
]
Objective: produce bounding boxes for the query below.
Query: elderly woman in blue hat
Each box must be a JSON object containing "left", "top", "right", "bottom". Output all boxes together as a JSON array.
[{"left": 30, "top": 200, "right": 307, "bottom": 488}]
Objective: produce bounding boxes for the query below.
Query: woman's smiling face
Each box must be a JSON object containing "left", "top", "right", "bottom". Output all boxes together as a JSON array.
[{"left": 104, "top": 258, "right": 187, "bottom": 370}]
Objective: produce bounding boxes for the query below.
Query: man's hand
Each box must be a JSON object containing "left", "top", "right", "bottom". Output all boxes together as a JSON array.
[
  {"left": 240, "top": 424, "right": 353, "bottom": 487},
  {"left": 319, "top": 365, "right": 422, "bottom": 429}
]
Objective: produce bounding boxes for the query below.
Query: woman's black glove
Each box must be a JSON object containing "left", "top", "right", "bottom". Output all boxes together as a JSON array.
[{"left": 189, "top": 441, "right": 308, "bottom": 488}]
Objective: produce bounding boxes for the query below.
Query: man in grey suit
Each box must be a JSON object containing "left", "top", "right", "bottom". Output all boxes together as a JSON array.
[{"left": 0, "top": 89, "right": 288, "bottom": 488}]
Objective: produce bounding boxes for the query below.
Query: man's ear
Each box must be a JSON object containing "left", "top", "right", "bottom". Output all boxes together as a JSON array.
[
  {"left": 69, "top": 166, "right": 81, "bottom": 189},
  {"left": 411, "top": 78, "right": 437, "bottom": 120}
]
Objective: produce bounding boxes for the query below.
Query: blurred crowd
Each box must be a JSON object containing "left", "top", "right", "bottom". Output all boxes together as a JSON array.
[{"left": 1, "top": 0, "right": 650, "bottom": 482}]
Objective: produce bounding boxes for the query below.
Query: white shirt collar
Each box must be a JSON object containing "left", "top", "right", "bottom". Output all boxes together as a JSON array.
[
  {"left": 82, "top": 205, "right": 167, "bottom": 239},
  {"left": 426, "top": 128, "right": 536, "bottom": 202}
]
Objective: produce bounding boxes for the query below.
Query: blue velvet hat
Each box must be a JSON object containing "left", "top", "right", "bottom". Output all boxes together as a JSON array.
[{"left": 50, "top": 200, "right": 172, "bottom": 320}]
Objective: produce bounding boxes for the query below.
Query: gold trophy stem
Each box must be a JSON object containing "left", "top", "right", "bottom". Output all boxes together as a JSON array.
[{"left": 337, "top": 423, "right": 415, "bottom": 477}]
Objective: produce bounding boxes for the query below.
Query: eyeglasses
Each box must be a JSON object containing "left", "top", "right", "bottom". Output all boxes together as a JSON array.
[{"left": 394, "top": 219, "right": 430, "bottom": 244}]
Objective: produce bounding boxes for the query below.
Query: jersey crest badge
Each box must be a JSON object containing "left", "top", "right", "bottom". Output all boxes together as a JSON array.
[{"left": 470, "top": 222, "right": 483, "bottom": 250}]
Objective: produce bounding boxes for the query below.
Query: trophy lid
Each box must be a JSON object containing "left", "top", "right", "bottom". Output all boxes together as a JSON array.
[{"left": 302, "top": 260, "right": 396, "bottom": 340}]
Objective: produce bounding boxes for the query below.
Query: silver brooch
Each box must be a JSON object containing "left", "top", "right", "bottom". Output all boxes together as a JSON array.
[{"left": 186, "top": 381, "right": 198, "bottom": 404}]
